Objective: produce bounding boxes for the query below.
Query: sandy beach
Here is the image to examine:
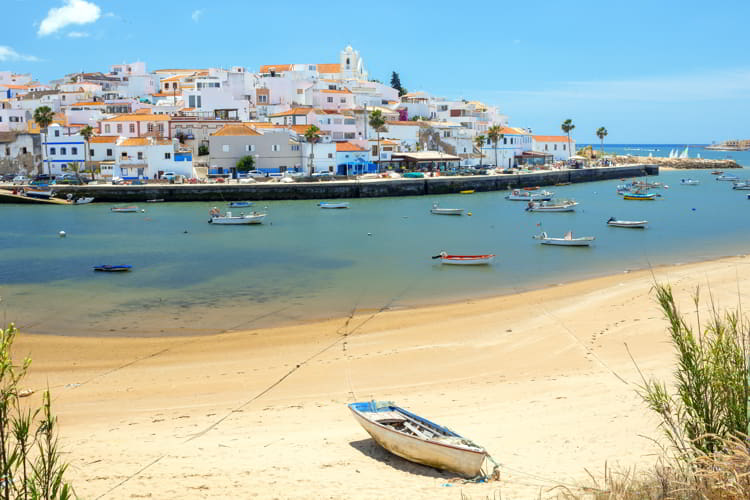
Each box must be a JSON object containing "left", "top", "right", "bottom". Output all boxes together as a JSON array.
[{"left": 12, "top": 254, "right": 750, "bottom": 499}]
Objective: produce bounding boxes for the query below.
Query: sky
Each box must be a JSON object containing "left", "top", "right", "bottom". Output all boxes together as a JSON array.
[{"left": 2, "top": 0, "right": 750, "bottom": 143}]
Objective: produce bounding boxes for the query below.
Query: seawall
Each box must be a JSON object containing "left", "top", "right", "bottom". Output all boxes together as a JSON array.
[{"left": 7, "top": 165, "right": 659, "bottom": 203}]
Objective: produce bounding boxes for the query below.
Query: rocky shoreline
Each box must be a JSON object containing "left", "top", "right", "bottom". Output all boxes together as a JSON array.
[{"left": 614, "top": 155, "right": 741, "bottom": 169}]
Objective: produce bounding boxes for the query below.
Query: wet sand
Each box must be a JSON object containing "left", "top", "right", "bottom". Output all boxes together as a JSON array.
[{"left": 13, "top": 255, "right": 750, "bottom": 499}]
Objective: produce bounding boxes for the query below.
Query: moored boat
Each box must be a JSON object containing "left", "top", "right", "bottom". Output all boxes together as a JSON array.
[
  {"left": 229, "top": 201, "right": 254, "bottom": 208},
  {"left": 318, "top": 202, "right": 350, "bottom": 209},
  {"left": 208, "top": 209, "right": 266, "bottom": 225},
  {"left": 348, "top": 401, "right": 489, "bottom": 478},
  {"left": 74, "top": 197, "right": 95, "bottom": 205},
  {"left": 607, "top": 217, "right": 648, "bottom": 228},
  {"left": 680, "top": 179, "right": 700, "bottom": 185},
  {"left": 533, "top": 231, "right": 594, "bottom": 246},
  {"left": 525, "top": 200, "right": 577, "bottom": 212},
  {"left": 716, "top": 174, "right": 739, "bottom": 182},
  {"left": 731, "top": 181, "right": 750, "bottom": 190},
  {"left": 111, "top": 206, "right": 139, "bottom": 212},
  {"left": 622, "top": 192, "right": 657, "bottom": 200},
  {"left": 430, "top": 203, "right": 464, "bottom": 215},
  {"left": 93, "top": 265, "right": 132, "bottom": 272},
  {"left": 505, "top": 189, "right": 553, "bottom": 201},
  {"left": 459, "top": 190, "right": 475, "bottom": 194},
  {"left": 433, "top": 252, "right": 495, "bottom": 265}
]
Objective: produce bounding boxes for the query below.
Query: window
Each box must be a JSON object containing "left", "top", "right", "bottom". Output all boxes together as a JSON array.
[
  {"left": 340, "top": 98, "right": 346, "bottom": 103},
  {"left": 443, "top": 131, "right": 450, "bottom": 138},
  {"left": 291, "top": 145, "right": 300, "bottom": 151},
  {"left": 503, "top": 138, "right": 507, "bottom": 145},
  {"left": 21, "top": 147, "right": 27, "bottom": 154},
  {"left": 61, "top": 164, "right": 67, "bottom": 171},
  {"left": 137, "top": 152, "right": 143, "bottom": 160},
  {"left": 327, "top": 97, "right": 333, "bottom": 103},
  {"left": 121, "top": 152, "right": 127, "bottom": 158},
  {"left": 327, "top": 153, "right": 333, "bottom": 159},
  {"left": 106, "top": 148, "right": 113, "bottom": 156},
  {"left": 257, "top": 94, "right": 267, "bottom": 103},
  {"left": 60, "top": 147, "right": 67, "bottom": 155},
  {"left": 147, "top": 123, "right": 154, "bottom": 133},
  {"left": 563, "top": 145, "right": 566, "bottom": 151},
  {"left": 189, "top": 95, "right": 196, "bottom": 108},
  {"left": 158, "top": 124, "right": 164, "bottom": 134},
  {"left": 271, "top": 144, "right": 281, "bottom": 152},
  {"left": 54, "top": 130, "right": 60, "bottom": 137},
  {"left": 71, "top": 147, "right": 77, "bottom": 155},
  {"left": 328, "top": 85, "right": 336, "bottom": 90},
  {"left": 545, "top": 144, "right": 548, "bottom": 151},
  {"left": 4, "top": 147, "right": 9, "bottom": 156},
  {"left": 117, "top": 124, "right": 123, "bottom": 133},
  {"left": 245, "top": 145, "right": 255, "bottom": 152},
  {"left": 344, "top": 119, "right": 355, "bottom": 125},
  {"left": 50, "top": 147, "right": 56, "bottom": 155},
  {"left": 222, "top": 145, "right": 230, "bottom": 153},
  {"left": 122, "top": 168, "right": 129, "bottom": 176},
  {"left": 164, "top": 152, "right": 171, "bottom": 159},
  {"left": 129, "top": 124, "right": 135, "bottom": 133},
  {"left": 554, "top": 144, "right": 557, "bottom": 151}
]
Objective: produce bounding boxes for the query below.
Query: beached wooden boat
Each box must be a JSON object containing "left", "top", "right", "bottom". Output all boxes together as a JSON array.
[
  {"left": 430, "top": 203, "right": 464, "bottom": 215},
  {"left": 607, "top": 217, "right": 648, "bottom": 228},
  {"left": 208, "top": 210, "right": 266, "bottom": 225},
  {"left": 505, "top": 189, "right": 553, "bottom": 201},
  {"left": 111, "top": 206, "right": 139, "bottom": 213},
  {"left": 229, "top": 201, "right": 254, "bottom": 208},
  {"left": 318, "top": 202, "right": 350, "bottom": 209},
  {"left": 433, "top": 252, "right": 495, "bottom": 265},
  {"left": 24, "top": 187, "right": 53, "bottom": 200},
  {"left": 93, "top": 265, "right": 132, "bottom": 272},
  {"left": 525, "top": 200, "right": 577, "bottom": 212},
  {"left": 680, "top": 179, "right": 700, "bottom": 185},
  {"left": 348, "top": 401, "right": 488, "bottom": 478},
  {"left": 622, "top": 192, "right": 657, "bottom": 200},
  {"left": 534, "top": 231, "right": 594, "bottom": 246}
]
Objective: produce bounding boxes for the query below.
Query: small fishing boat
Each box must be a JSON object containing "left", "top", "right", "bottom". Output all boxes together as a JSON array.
[
  {"left": 229, "top": 201, "right": 254, "bottom": 208},
  {"left": 525, "top": 200, "right": 578, "bottom": 212},
  {"left": 146, "top": 198, "right": 165, "bottom": 203},
  {"left": 622, "top": 192, "right": 657, "bottom": 200},
  {"left": 74, "top": 197, "right": 95, "bottom": 205},
  {"left": 534, "top": 231, "right": 594, "bottom": 246},
  {"left": 93, "top": 265, "right": 132, "bottom": 272},
  {"left": 111, "top": 206, "right": 139, "bottom": 213},
  {"left": 432, "top": 252, "right": 495, "bottom": 265},
  {"left": 459, "top": 190, "right": 475, "bottom": 194},
  {"left": 24, "top": 187, "right": 54, "bottom": 200},
  {"left": 208, "top": 209, "right": 266, "bottom": 225},
  {"left": 522, "top": 186, "right": 540, "bottom": 191},
  {"left": 348, "top": 401, "right": 489, "bottom": 478},
  {"left": 731, "top": 181, "right": 750, "bottom": 190},
  {"left": 318, "top": 202, "right": 350, "bottom": 209},
  {"left": 680, "top": 179, "right": 700, "bottom": 185},
  {"left": 505, "top": 189, "right": 553, "bottom": 201},
  {"left": 607, "top": 217, "right": 648, "bottom": 228},
  {"left": 711, "top": 171, "right": 724, "bottom": 175},
  {"left": 430, "top": 203, "right": 464, "bottom": 215},
  {"left": 716, "top": 174, "right": 740, "bottom": 182}
]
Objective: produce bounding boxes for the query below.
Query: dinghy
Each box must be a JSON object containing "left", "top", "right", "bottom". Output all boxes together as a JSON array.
[
  {"left": 525, "top": 200, "right": 578, "bottom": 212},
  {"left": 716, "top": 174, "right": 740, "bottom": 182},
  {"left": 622, "top": 192, "right": 657, "bottom": 200},
  {"left": 680, "top": 179, "right": 700, "bottom": 185},
  {"left": 348, "top": 401, "right": 489, "bottom": 478},
  {"left": 229, "top": 201, "right": 254, "bottom": 208},
  {"left": 432, "top": 252, "right": 495, "bottom": 265},
  {"left": 73, "top": 197, "right": 95, "bottom": 204},
  {"left": 93, "top": 265, "right": 132, "bottom": 272},
  {"left": 111, "top": 206, "right": 139, "bottom": 213},
  {"left": 505, "top": 189, "right": 553, "bottom": 201},
  {"left": 208, "top": 209, "right": 266, "bottom": 225},
  {"left": 318, "top": 202, "right": 350, "bottom": 209},
  {"left": 607, "top": 217, "right": 648, "bottom": 228},
  {"left": 534, "top": 231, "right": 594, "bottom": 246},
  {"left": 430, "top": 203, "right": 464, "bottom": 215}
]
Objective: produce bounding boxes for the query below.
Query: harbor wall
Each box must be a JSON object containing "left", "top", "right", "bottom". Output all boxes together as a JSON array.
[{"left": 8, "top": 165, "right": 659, "bottom": 203}]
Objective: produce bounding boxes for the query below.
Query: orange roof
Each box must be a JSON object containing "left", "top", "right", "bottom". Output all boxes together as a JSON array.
[
  {"left": 492, "top": 126, "right": 530, "bottom": 135},
  {"left": 380, "top": 139, "right": 399, "bottom": 146},
  {"left": 153, "top": 69, "right": 207, "bottom": 74},
  {"left": 268, "top": 107, "right": 316, "bottom": 118},
  {"left": 102, "top": 114, "right": 170, "bottom": 122},
  {"left": 211, "top": 124, "right": 261, "bottom": 137},
  {"left": 386, "top": 121, "right": 419, "bottom": 126},
  {"left": 89, "top": 136, "right": 118, "bottom": 143},
  {"left": 336, "top": 142, "right": 367, "bottom": 152},
  {"left": 63, "top": 101, "right": 106, "bottom": 106},
  {"left": 317, "top": 64, "right": 340, "bottom": 74},
  {"left": 152, "top": 92, "right": 180, "bottom": 97},
  {"left": 533, "top": 135, "right": 571, "bottom": 143},
  {"left": 290, "top": 125, "right": 321, "bottom": 135},
  {"left": 0, "top": 84, "right": 30, "bottom": 90},
  {"left": 320, "top": 88, "right": 351, "bottom": 94},
  {"left": 121, "top": 138, "right": 149, "bottom": 146},
  {"left": 259, "top": 64, "right": 294, "bottom": 74},
  {"left": 134, "top": 108, "right": 153, "bottom": 114}
]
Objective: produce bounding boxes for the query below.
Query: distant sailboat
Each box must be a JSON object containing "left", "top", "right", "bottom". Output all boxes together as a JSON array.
[
  {"left": 648, "top": 152, "right": 653, "bottom": 157},
  {"left": 697, "top": 153, "right": 701, "bottom": 158},
  {"left": 679, "top": 146, "right": 689, "bottom": 159}
]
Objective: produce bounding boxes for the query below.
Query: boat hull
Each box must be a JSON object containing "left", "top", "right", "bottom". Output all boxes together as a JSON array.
[
  {"left": 431, "top": 208, "right": 464, "bottom": 215},
  {"left": 319, "top": 203, "right": 350, "bottom": 209},
  {"left": 93, "top": 265, "right": 131, "bottom": 272},
  {"left": 111, "top": 207, "right": 139, "bottom": 212},
  {"left": 209, "top": 214, "right": 266, "bottom": 225},
  {"left": 607, "top": 220, "right": 648, "bottom": 228},
  {"left": 348, "top": 403, "right": 486, "bottom": 478},
  {"left": 622, "top": 194, "right": 656, "bottom": 200},
  {"left": 440, "top": 254, "right": 495, "bottom": 265},
  {"left": 540, "top": 238, "right": 593, "bottom": 246}
]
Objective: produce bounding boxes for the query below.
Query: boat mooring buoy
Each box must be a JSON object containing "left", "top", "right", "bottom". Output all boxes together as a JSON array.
[
  {"left": 367, "top": 232, "right": 372, "bottom": 236},
  {"left": 59, "top": 231, "right": 66, "bottom": 238},
  {"left": 467, "top": 212, "right": 473, "bottom": 216}
]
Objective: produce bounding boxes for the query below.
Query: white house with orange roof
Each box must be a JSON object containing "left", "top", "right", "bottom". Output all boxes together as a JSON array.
[
  {"left": 335, "top": 141, "right": 374, "bottom": 175},
  {"left": 532, "top": 135, "right": 575, "bottom": 162},
  {"left": 317, "top": 110, "right": 357, "bottom": 141},
  {"left": 99, "top": 113, "right": 171, "bottom": 138},
  {"left": 312, "top": 88, "right": 355, "bottom": 110},
  {"left": 87, "top": 135, "right": 118, "bottom": 168},
  {"left": 268, "top": 108, "right": 319, "bottom": 127},
  {"left": 114, "top": 137, "right": 192, "bottom": 180},
  {"left": 478, "top": 126, "right": 533, "bottom": 168}
]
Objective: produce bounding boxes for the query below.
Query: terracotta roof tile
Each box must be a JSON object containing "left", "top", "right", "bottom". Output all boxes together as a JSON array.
[
  {"left": 89, "top": 136, "right": 118, "bottom": 143},
  {"left": 533, "top": 135, "right": 572, "bottom": 142},
  {"left": 317, "top": 64, "right": 340, "bottom": 74},
  {"left": 211, "top": 124, "right": 262, "bottom": 137},
  {"left": 121, "top": 138, "right": 149, "bottom": 146},
  {"left": 336, "top": 142, "right": 367, "bottom": 152}
]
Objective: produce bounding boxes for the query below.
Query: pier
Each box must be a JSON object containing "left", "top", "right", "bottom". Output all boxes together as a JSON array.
[{"left": 2, "top": 164, "right": 659, "bottom": 203}]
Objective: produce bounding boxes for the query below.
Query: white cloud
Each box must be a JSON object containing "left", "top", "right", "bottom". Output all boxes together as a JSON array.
[
  {"left": 0, "top": 46, "right": 40, "bottom": 62},
  {"left": 191, "top": 9, "right": 203, "bottom": 22},
  {"left": 38, "top": 0, "right": 101, "bottom": 37},
  {"left": 67, "top": 31, "right": 89, "bottom": 38}
]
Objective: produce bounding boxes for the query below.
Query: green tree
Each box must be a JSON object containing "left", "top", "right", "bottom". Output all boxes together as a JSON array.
[
  {"left": 304, "top": 125, "right": 320, "bottom": 175},
  {"left": 67, "top": 161, "right": 81, "bottom": 183},
  {"left": 474, "top": 135, "right": 486, "bottom": 165},
  {"left": 390, "top": 71, "right": 403, "bottom": 96},
  {"left": 487, "top": 125, "right": 504, "bottom": 168},
  {"left": 198, "top": 145, "right": 209, "bottom": 156},
  {"left": 0, "top": 323, "right": 74, "bottom": 500},
  {"left": 596, "top": 126, "right": 608, "bottom": 153},
  {"left": 79, "top": 125, "right": 94, "bottom": 180},
  {"left": 236, "top": 155, "right": 255, "bottom": 172},
  {"left": 368, "top": 110, "right": 387, "bottom": 172},
  {"left": 561, "top": 119, "right": 575, "bottom": 158},
  {"left": 33, "top": 106, "right": 55, "bottom": 177}
]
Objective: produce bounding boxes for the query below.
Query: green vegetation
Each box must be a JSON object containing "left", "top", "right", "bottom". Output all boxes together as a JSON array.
[
  {"left": 561, "top": 119, "right": 575, "bottom": 158},
  {"left": 198, "top": 145, "right": 209, "bottom": 156},
  {"left": 368, "top": 110, "right": 386, "bottom": 171},
  {"left": 79, "top": 125, "right": 94, "bottom": 180},
  {"left": 33, "top": 106, "right": 55, "bottom": 177},
  {"left": 304, "top": 125, "right": 320, "bottom": 174},
  {"left": 487, "top": 125, "right": 504, "bottom": 167},
  {"left": 474, "top": 135, "right": 486, "bottom": 164},
  {"left": 236, "top": 155, "right": 255, "bottom": 172},
  {"left": 390, "top": 71, "right": 407, "bottom": 97},
  {"left": 0, "top": 323, "right": 74, "bottom": 500},
  {"left": 596, "top": 127, "right": 608, "bottom": 152}
]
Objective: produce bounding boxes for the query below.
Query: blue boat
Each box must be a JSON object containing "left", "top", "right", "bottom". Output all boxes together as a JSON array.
[
  {"left": 229, "top": 201, "right": 254, "bottom": 208},
  {"left": 93, "top": 265, "right": 132, "bottom": 272}
]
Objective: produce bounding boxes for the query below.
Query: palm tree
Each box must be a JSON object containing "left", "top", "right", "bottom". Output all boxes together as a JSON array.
[
  {"left": 33, "top": 106, "right": 55, "bottom": 176},
  {"left": 596, "top": 127, "right": 608, "bottom": 154},
  {"left": 80, "top": 125, "right": 94, "bottom": 180},
  {"left": 304, "top": 125, "right": 320, "bottom": 175},
  {"left": 487, "top": 125, "right": 504, "bottom": 168},
  {"left": 561, "top": 119, "right": 575, "bottom": 158},
  {"left": 368, "top": 109, "right": 386, "bottom": 172},
  {"left": 474, "top": 135, "right": 486, "bottom": 165}
]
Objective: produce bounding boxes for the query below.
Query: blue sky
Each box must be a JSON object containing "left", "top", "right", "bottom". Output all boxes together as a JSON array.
[{"left": 2, "top": 0, "right": 749, "bottom": 143}]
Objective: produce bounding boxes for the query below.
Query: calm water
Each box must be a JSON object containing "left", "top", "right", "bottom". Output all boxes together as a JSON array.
[
  {"left": 579, "top": 143, "right": 750, "bottom": 167},
  {"left": 2, "top": 167, "right": 749, "bottom": 336}
]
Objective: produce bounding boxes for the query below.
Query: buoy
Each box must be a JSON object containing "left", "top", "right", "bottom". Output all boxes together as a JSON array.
[
  {"left": 467, "top": 212, "right": 472, "bottom": 216},
  {"left": 367, "top": 232, "right": 372, "bottom": 236},
  {"left": 141, "top": 209, "right": 145, "bottom": 213},
  {"left": 59, "top": 231, "right": 66, "bottom": 238},
  {"left": 692, "top": 208, "right": 696, "bottom": 211},
  {"left": 183, "top": 230, "right": 188, "bottom": 234}
]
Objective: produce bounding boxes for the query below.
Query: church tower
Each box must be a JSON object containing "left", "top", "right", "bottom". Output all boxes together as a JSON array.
[{"left": 339, "top": 46, "right": 368, "bottom": 80}]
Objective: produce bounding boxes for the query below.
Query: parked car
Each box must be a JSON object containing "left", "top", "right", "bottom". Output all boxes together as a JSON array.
[
  {"left": 12, "top": 175, "right": 29, "bottom": 185},
  {"left": 1, "top": 174, "right": 15, "bottom": 182},
  {"left": 245, "top": 170, "right": 266, "bottom": 179},
  {"left": 111, "top": 176, "right": 125, "bottom": 185},
  {"left": 238, "top": 177, "right": 256, "bottom": 184},
  {"left": 34, "top": 174, "right": 52, "bottom": 182},
  {"left": 163, "top": 171, "right": 176, "bottom": 180}
]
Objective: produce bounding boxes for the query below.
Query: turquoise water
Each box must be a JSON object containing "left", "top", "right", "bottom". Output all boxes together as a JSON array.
[
  {"left": 579, "top": 144, "right": 750, "bottom": 167},
  {"left": 2, "top": 168, "right": 749, "bottom": 336}
]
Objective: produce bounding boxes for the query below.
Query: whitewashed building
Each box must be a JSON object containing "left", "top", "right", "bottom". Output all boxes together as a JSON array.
[{"left": 532, "top": 135, "right": 575, "bottom": 161}]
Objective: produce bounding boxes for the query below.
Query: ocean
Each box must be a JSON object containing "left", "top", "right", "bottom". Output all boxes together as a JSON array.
[
  {"left": 578, "top": 143, "right": 750, "bottom": 166},
  {"left": 1, "top": 163, "right": 748, "bottom": 337}
]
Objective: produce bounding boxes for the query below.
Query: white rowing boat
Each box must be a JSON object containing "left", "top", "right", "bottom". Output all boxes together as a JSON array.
[
  {"left": 430, "top": 203, "right": 464, "bottom": 216},
  {"left": 433, "top": 252, "right": 495, "bottom": 265},
  {"left": 607, "top": 217, "right": 648, "bottom": 228},
  {"left": 505, "top": 189, "right": 554, "bottom": 201},
  {"left": 318, "top": 202, "right": 350, "bottom": 209},
  {"left": 680, "top": 179, "right": 700, "bottom": 185},
  {"left": 348, "top": 401, "right": 489, "bottom": 478},
  {"left": 208, "top": 210, "right": 266, "bottom": 225},
  {"left": 534, "top": 231, "right": 594, "bottom": 246},
  {"left": 525, "top": 200, "right": 578, "bottom": 212},
  {"left": 111, "top": 206, "right": 139, "bottom": 213}
]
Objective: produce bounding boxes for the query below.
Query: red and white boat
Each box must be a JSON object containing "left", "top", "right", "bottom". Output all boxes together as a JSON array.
[
  {"left": 111, "top": 206, "right": 139, "bottom": 213},
  {"left": 433, "top": 252, "right": 495, "bottom": 265}
]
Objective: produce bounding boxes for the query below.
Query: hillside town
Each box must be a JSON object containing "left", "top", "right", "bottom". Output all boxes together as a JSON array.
[{"left": 0, "top": 46, "right": 576, "bottom": 182}]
